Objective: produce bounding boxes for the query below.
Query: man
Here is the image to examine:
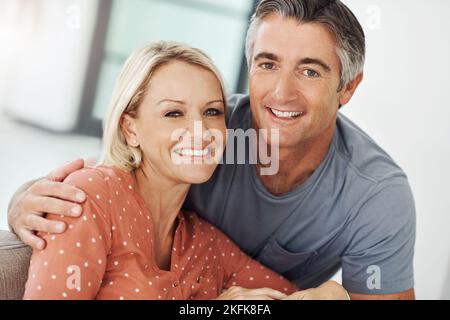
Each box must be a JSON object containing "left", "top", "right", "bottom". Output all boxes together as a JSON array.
[{"left": 8, "top": 0, "right": 415, "bottom": 299}]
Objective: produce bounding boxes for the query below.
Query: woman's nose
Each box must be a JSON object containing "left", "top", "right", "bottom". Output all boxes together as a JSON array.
[
  {"left": 178, "top": 117, "right": 208, "bottom": 147},
  {"left": 190, "top": 119, "right": 207, "bottom": 142}
]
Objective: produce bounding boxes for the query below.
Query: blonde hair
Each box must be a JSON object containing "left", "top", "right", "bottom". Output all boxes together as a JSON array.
[{"left": 101, "top": 41, "right": 227, "bottom": 172}]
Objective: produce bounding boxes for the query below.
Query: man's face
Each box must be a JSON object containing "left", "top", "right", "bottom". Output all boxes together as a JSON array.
[{"left": 249, "top": 14, "right": 345, "bottom": 148}]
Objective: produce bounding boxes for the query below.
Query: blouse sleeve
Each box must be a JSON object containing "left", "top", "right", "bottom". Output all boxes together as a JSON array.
[
  {"left": 23, "top": 168, "right": 113, "bottom": 300},
  {"left": 215, "top": 228, "right": 298, "bottom": 295}
]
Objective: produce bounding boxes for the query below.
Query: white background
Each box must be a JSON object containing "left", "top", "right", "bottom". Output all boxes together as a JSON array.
[{"left": 341, "top": 0, "right": 450, "bottom": 299}]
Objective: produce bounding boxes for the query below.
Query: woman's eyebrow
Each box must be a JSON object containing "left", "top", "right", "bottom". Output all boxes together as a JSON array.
[
  {"left": 205, "top": 99, "right": 224, "bottom": 105},
  {"left": 157, "top": 99, "right": 185, "bottom": 105}
]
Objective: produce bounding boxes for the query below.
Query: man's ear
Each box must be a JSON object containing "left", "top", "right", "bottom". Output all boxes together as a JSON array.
[
  {"left": 120, "top": 114, "right": 139, "bottom": 147},
  {"left": 339, "top": 72, "right": 364, "bottom": 106}
]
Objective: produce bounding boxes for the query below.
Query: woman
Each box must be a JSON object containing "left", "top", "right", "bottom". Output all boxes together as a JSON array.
[{"left": 24, "top": 42, "right": 347, "bottom": 300}]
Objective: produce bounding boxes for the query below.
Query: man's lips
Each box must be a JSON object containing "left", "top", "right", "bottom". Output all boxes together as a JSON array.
[{"left": 265, "top": 106, "right": 306, "bottom": 120}]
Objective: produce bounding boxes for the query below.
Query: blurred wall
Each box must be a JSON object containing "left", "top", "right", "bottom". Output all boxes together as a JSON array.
[
  {"left": 341, "top": 0, "right": 450, "bottom": 299},
  {"left": 0, "top": 0, "right": 99, "bottom": 131}
]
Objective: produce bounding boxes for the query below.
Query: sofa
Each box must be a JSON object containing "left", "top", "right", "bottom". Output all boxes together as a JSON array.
[{"left": 0, "top": 230, "right": 32, "bottom": 300}]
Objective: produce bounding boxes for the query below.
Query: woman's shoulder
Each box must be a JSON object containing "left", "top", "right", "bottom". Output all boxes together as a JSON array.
[
  {"left": 64, "top": 164, "right": 131, "bottom": 197},
  {"left": 182, "top": 211, "right": 230, "bottom": 241}
]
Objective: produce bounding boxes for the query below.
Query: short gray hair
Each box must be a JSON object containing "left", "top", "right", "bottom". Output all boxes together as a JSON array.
[{"left": 245, "top": 0, "right": 365, "bottom": 91}]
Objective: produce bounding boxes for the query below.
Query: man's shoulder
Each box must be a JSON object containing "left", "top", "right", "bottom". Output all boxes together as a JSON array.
[
  {"left": 328, "top": 114, "right": 416, "bottom": 234},
  {"left": 227, "top": 93, "right": 250, "bottom": 111},
  {"left": 335, "top": 112, "right": 408, "bottom": 186},
  {"left": 226, "top": 94, "right": 250, "bottom": 128}
]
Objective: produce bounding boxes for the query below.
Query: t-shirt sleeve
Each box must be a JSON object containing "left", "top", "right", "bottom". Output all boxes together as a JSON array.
[
  {"left": 341, "top": 179, "right": 416, "bottom": 295},
  {"left": 214, "top": 228, "right": 298, "bottom": 295},
  {"left": 24, "top": 168, "right": 112, "bottom": 300}
]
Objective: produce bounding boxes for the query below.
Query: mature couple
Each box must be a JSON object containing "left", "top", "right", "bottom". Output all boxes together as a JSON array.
[{"left": 8, "top": 0, "right": 416, "bottom": 300}]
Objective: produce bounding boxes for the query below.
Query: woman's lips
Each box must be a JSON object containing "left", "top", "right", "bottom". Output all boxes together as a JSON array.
[{"left": 173, "top": 148, "right": 210, "bottom": 157}]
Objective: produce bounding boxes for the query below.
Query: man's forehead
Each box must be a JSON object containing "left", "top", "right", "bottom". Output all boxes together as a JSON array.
[{"left": 253, "top": 15, "right": 338, "bottom": 61}]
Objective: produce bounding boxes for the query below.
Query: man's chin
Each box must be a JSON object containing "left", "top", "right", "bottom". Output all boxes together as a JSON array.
[{"left": 258, "top": 127, "right": 306, "bottom": 147}]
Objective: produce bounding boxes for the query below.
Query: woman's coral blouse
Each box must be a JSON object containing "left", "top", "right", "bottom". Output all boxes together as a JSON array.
[{"left": 24, "top": 165, "right": 297, "bottom": 300}]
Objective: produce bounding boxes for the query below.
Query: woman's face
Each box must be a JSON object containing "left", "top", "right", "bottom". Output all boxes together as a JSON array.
[{"left": 123, "top": 60, "right": 227, "bottom": 185}]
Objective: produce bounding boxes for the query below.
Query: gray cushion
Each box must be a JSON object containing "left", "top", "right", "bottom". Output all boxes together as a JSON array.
[{"left": 0, "top": 230, "right": 32, "bottom": 300}]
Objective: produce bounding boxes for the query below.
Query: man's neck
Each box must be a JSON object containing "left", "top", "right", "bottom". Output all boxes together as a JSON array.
[{"left": 256, "top": 122, "right": 336, "bottom": 196}]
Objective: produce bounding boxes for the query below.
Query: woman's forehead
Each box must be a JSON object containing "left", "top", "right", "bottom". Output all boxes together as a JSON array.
[{"left": 145, "top": 62, "right": 224, "bottom": 102}]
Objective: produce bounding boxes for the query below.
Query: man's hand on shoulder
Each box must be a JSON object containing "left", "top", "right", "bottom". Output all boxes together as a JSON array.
[{"left": 7, "top": 159, "right": 88, "bottom": 250}]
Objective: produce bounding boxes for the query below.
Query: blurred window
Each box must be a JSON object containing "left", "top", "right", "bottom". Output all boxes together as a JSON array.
[{"left": 88, "top": 0, "right": 254, "bottom": 130}]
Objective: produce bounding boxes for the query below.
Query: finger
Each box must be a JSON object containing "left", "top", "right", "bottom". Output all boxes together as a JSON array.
[
  {"left": 227, "top": 286, "right": 243, "bottom": 294},
  {"left": 283, "top": 291, "right": 307, "bottom": 300},
  {"left": 47, "top": 159, "right": 85, "bottom": 182},
  {"left": 237, "top": 295, "right": 274, "bottom": 300},
  {"left": 25, "top": 213, "right": 66, "bottom": 234},
  {"left": 248, "top": 288, "right": 287, "bottom": 300},
  {"left": 298, "top": 293, "right": 314, "bottom": 300},
  {"left": 29, "top": 195, "right": 83, "bottom": 218},
  {"left": 18, "top": 228, "right": 46, "bottom": 250},
  {"left": 32, "top": 180, "right": 86, "bottom": 204}
]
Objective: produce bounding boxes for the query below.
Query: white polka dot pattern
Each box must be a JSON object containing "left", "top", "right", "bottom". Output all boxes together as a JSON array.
[{"left": 23, "top": 166, "right": 297, "bottom": 300}]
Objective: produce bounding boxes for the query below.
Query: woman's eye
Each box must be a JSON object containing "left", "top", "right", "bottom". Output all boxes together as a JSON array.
[
  {"left": 164, "top": 111, "right": 183, "bottom": 118},
  {"left": 303, "top": 69, "right": 320, "bottom": 78},
  {"left": 259, "top": 62, "right": 275, "bottom": 70},
  {"left": 204, "top": 108, "right": 224, "bottom": 117}
]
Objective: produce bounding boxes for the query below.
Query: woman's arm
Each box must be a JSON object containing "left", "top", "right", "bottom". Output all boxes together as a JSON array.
[
  {"left": 214, "top": 229, "right": 349, "bottom": 300},
  {"left": 214, "top": 229, "right": 297, "bottom": 296},
  {"left": 23, "top": 169, "right": 112, "bottom": 300}
]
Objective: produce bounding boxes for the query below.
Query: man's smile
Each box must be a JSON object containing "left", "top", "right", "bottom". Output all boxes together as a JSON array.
[{"left": 265, "top": 105, "right": 307, "bottom": 122}]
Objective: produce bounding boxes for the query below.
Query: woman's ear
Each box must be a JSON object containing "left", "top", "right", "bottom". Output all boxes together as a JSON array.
[
  {"left": 339, "top": 72, "right": 364, "bottom": 107},
  {"left": 120, "top": 114, "right": 140, "bottom": 147}
]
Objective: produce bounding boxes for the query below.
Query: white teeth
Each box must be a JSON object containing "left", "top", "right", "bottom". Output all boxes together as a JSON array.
[
  {"left": 175, "top": 148, "right": 209, "bottom": 157},
  {"left": 270, "top": 108, "right": 303, "bottom": 119}
]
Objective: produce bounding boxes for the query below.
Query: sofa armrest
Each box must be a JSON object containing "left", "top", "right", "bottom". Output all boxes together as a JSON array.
[{"left": 0, "top": 230, "right": 32, "bottom": 300}]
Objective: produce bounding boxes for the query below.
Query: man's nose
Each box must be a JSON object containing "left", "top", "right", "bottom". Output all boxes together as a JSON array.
[{"left": 273, "top": 71, "right": 297, "bottom": 104}]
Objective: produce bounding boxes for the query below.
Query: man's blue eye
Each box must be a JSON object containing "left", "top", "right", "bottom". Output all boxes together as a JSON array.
[
  {"left": 304, "top": 69, "right": 319, "bottom": 77},
  {"left": 260, "top": 63, "right": 275, "bottom": 70}
]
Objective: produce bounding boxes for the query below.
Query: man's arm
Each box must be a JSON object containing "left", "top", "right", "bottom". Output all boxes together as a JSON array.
[
  {"left": 7, "top": 159, "right": 87, "bottom": 250},
  {"left": 349, "top": 289, "right": 415, "bottom": 300},
  {"left": 283, "top": 283, "right": 414, "bottom": 300},
  {"left": 341, "top": 179, "right": 416, "bottom": 299},
  {"left": 282, "top": 281, "right": 351, "bottom": 300}
]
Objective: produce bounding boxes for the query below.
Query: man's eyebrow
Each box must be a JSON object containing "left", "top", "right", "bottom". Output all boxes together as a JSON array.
[
  {"left": 253, "top": 52, "right": 280, "bottom": 62},
  {"left": 299, "top": 57, "right": 331, "bottom": 72},
  {"left": 253, "top": 53, "right": 331, "bottom": 72}
]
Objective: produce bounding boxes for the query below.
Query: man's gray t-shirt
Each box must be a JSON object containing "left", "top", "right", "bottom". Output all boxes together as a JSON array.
[{"left": 184, "top": 94, "right": 416, "bottom": 294}]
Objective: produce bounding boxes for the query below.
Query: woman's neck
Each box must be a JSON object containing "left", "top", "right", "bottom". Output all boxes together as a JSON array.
[{"left": 133, "top": 164, "right": 190, "bottom": 241}]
